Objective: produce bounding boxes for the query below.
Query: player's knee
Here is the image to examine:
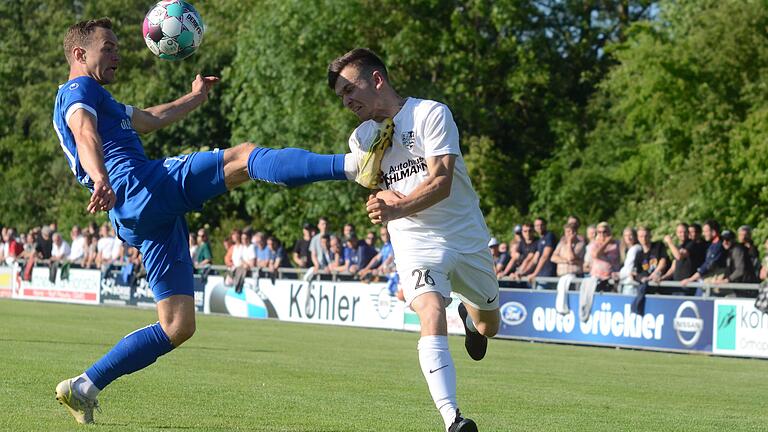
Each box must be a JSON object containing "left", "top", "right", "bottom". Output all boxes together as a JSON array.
[
  {"left": 163, "top": 319, "right": 196, "bottom": 346},
  {"left": 475, "top": 320, "right": 499, "bottom": 338}
]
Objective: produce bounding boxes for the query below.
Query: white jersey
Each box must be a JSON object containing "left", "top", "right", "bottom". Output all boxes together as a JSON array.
[{"left": 349, "top": 97, "right": 489, "bottom": 255}]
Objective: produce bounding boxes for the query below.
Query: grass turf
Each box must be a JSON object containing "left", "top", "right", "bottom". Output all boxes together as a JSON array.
[{"left": 0, "top": 298, "right": 766, "bottom": 431}]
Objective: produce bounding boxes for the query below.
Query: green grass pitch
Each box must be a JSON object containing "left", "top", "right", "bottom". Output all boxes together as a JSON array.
[{"left": 1, "top": 298, "right": 767, "bottom": 431}]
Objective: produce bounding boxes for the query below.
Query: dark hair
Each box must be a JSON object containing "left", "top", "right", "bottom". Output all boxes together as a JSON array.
[
  {"left": 691, "top": 223, "right": 702, "bottom": 234},
  {"left": 704, "top": 219, "right": 720, "bottom": 234},
  {"left": 63, "top": 18, "right": 113, "bottom": 63},
  {"left": 677, "top": 222, "right": 689, "bottom": 230},
  {"left": 328, "top": 48, "right": 388, "bottom": 90}
]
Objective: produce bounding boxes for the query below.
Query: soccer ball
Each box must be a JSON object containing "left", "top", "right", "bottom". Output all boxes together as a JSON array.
[{"left": 143, "top": 0, "right": 204, "bottom": 60}]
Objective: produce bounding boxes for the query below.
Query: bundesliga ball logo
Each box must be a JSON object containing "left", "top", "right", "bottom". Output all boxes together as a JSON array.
[{"left": 142, "top": 0, "right": 204, "bottom": 60}]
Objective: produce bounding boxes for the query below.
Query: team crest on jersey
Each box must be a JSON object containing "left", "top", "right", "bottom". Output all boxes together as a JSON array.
[{"left": 401, "top": 131, "right": 415, "bottom": 149}]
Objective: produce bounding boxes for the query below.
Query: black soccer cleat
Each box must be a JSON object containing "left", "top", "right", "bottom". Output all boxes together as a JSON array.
[
  {"left": 458, "top": 302, "right": 487, "bottom": 361},
  {"left": 448, "top": 409, "right": 478, "bottom": 432}
]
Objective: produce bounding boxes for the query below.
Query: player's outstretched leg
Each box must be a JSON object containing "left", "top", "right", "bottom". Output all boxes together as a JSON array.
[{"left": 458, "top": 303, "right": 500, "bottom": 361}]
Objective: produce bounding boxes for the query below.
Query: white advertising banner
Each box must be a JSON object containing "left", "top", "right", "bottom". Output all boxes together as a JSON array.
[
  {"left": 16, "top": 267, "right": 100, "bottom": 305},
  {"left": 713, "top": 299, "right": 768, "bottom": 358},
  {"left": 204, "top": 275, "right": 405, "bottom": 330},
  {"left": 0, "top": 266, "right": 13, "bottom": 298}
]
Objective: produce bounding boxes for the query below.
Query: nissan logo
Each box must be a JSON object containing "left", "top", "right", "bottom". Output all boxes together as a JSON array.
[
  {"left": 674, "top": 301, "right": 704, "bottom": 348},
  {"left": 501, "top": 301, "right": 527, "bottom": 326}
]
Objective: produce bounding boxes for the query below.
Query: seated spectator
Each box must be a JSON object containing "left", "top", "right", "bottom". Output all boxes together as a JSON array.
[
  {"left": 252, "top": 232, "right": 271, "bottom": 268},
  {"left": 633, "top": 226, "right": 668, "bottom": 286},
  {"left": 661, "top": 223, "right": 698, "bottom": 294},
  {"left": 358, "top": 231, "right": 379, "bottom": 269},
  {"left": 344, "top": 235, "right": 361, "bottom": 273},
  {"left": 292, "top": 223, "right": 313, "bottom": 268},
  {"left": 551, "top": 222, "right": 585, "bottom": 277},
  {"left": 682, "top": 219, "right": 727, "bottom": 287},
  {"left": 68, "top": 225, "right": 86, "bottom": 266},
  {"left": 358, "top": 226, "right": 394, "bottom": 280},
  {"left": 327, "top": 236, "right": 346, "bottom": 273},
  {"left": 499, "top": 223, "right": 536, "bottom": 279},
  {"left": 738, "top": 225, "right": 760, "bottom": 279},
  {"left": 488, "top": 238, "right": 506, "bottom": 275},
  {"left": 618, "top": 227, "right": 641, "bottom": 294},
  {"left": 527, "top": 218, "right": 558, "bottom": 288},
  {"left": 2, "top": 228, "right": 23, "bottom": 265},
  {"left": 266, "top": 236, "right": 287, "bottom": 273},
  {"left": 239, "top": 232, "right": 256, "bottom": 269},
  {"left": 496, "top": 240, "right": 511, "bottom": 274},
  {"left": 50, "top": 233, "right": 71, "bottom": 263},
  {"left": 194, "top": 228, "right": 213, "bottom": 271},
  {"left": 583, "top": 224, "right": 597, "bottom": 273},
  {"left": 224, "top": 229, "right": 240, "bottom": 269},
  {"left": 589, "top": 222, "right": 621, "bottom": 291},
  {"left": 715, "top": 230, "right": 758, "bottom": 288},
  {"left": 95, "top": 224, "right": 114, "bottom": 269},
  {"left": 37, "top": 226, "right": 54, "bottom": 260},
  {"left": 315, "top": 234, "right": 333, "bottom": 272}
]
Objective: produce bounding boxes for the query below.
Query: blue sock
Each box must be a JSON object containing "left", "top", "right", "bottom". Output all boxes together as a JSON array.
[
  {"left": 247, "top": 147, "right": 347, "bottom": 187},
  {"left": 85, "top": 322, "right": 174, "bottom": 390}
]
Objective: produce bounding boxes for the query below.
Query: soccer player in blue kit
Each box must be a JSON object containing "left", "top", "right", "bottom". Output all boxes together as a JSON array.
[{"left": 52, "top": 19, "right": 387, "bottom": 424}]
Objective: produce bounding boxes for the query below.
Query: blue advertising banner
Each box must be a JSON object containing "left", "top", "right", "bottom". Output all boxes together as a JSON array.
[{"left": 498, "top": 290, "right": 714, "bottom": 353}]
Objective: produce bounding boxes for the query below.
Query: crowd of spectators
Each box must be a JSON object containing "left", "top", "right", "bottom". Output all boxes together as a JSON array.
[{"left": 489, "top": 216, "right": 763, "bottom": 297}]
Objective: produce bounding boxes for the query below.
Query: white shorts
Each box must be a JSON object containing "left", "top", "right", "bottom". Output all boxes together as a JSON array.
[{"left": 397, "top": 247, "right": 500, "bottom": 311}]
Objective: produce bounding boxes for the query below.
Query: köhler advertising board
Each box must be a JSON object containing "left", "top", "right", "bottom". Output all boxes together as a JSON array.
[
  {"left": 713, "top": 299, "right": 768, "bottom": 358},
  {"left": 497, "top": 290, "right": 713, "bottom": 352}
]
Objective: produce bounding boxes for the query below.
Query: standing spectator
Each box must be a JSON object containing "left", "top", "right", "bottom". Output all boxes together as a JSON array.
[
  {"left": 95, "top": 224, "right": 115, "bottom": 270},
  {"left": 495, "top": 241, "right": 511, "bottom": 275},
  {"left": 499, "top": 223, "right": 537, "bottom": 279},
  {"left": 2, "top": 228, "right": 23, "bottom": 265},
  {"left": 292, "top": 223, "right": 314, "bottom": 268},
  {"left": 358, "top": 231, "right": 379, "bottom": 269},
  {"left": 738, "top": 225, "right": 760, "bottom": 279},
  {"left": 358, "top": 226, "right": 394, "bottom": 280},
  {"left": 682, "top": 219, "right": 727, "bottom": 287},
  {"left": 583, "top": 224, "right": 598, "bottom": 274},
  {"left": 328, "top": 236, "right": 346, "bottom": 272},
  {"left": 38, "top": 226, "right": 54, "bottom": 260},
  {"left": 193, "top": 229, "right": 212, "bottom": 271},
  {"left": 68, "top": 225, "right": 86, "bottom": 266},
  {"left": 687, "top": 223, "right": 708, "bottom": 269},
  {"left": 81, "top": 233, "right": 97, "bottom": 269},
  {"left": 618, "top": 227, "right": 641, "bottom": 295},
  {"left": 551, "top": 223, "right": 586, "bottom": 277},
  {"left": 266, "top": 236, "right": 287, "bottom": 273},
  {"left": 661, "top": 223, "right": 698, "bottom": 292},
  {"left": 716, "top": 230, "right": 758, "bottom": 284},
  {"left": 343, "top": 234, "right": 360, "bottom": 273},
  {"left": 239, "top": 232, "right": 256, "bottom": 269},
  {"left": 109, "top": 227, "right": 124, "bottom": 265},
  {"left": 590, "top": 222, "right": 621, "bottom": 291},
  {"left": 527, "top": 218, "right": 558, "bottom": 288},
  {"left": 224, "top": 229, "right": 240, "bottom": 269},
  {"left": 315, "top": 234, "right": 333, "bottom": 272},
  {"left": 633, "top": 226, "right": 668, "bottom": 284},
  {"left": 343, "top": 223, "right": 356, "bottom": 239},
  {"left": 310, "top": 217, "right": 330, "bottom": 270},
  {"left": 566, "top": 215, "right": 585, "bottom": 243}
]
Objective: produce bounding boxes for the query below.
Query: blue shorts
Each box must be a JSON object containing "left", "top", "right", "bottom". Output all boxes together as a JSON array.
[{"left": 109, "top": 149, "right": 227, "bottom": 301}]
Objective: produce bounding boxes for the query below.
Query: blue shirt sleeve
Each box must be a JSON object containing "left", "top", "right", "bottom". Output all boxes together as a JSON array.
[{"left": 60, "top": 78, "right": 103, "bottom": 124}]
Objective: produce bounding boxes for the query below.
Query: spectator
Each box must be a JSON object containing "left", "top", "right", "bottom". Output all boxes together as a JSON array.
[
  {"left": 358, "top": 226, "right": 394, "bottom": 280},
  {"left": 589, "top": 222, "right": 621, "bottom": 291},
  {"left": 37, "top": 226, "right": 54, "bottom": 260},
  {"left": 682, "top": 219, "right": 727, "bottom": 287},
  {"left": 661, "top": 223, "right": 698, "bottom": 290},
  {"left": 551, "top": 223, "right": 586, "bottom": 277},
  {"left": 328, "top": 236, "right": 346, "bottom": 272},
  {"left": 2, "top": 228, "right": 23, "bottom": 265},
  {"left": 618, "top": 227, "right": 641, "bottom": 295},
  {"left": 292, "top": 223, "right": 314, "bottom": 268},
  {"left": 194, "top": 228, "right": 212, "bottom": 271},
  {"left": 687, "top": 223, "right": 708, "bottom": 268},
  {"left": 527, "top": 218, "right": 558, "bottom": 288},
  {"left": 68, "top": 225, "right": 86, "bottom": 265},
  {"left": 21, "top": 232, "right": 38, "bottom": 261},
  {"left": 81, "top": 233, "right": 97, "bottom": 269},
  {"left": 716, "top": 230, "right": 758, "bottom": 287},
  {"left": 496, "top": 241, "right": 511, "bottom": 274},
  {"left": 310, "top": 217, "right": 330, "bottom": 270},
  {"left": 343, "top": 223, "right": 356, "bottom": 239},
  {"left": 343, "top": 234, "right": 360, "bottom": 273},
  {"left": 633, "top": 226, "right": 668, "bottom": 284},
  {"left": 738, "top": 225, "right": 760, "bottom": 279},
  {"left": 566, "top": 215, "right": 584, "bottom": 243},
  {"left": 109, "top": 227, "right": 124, "bottom": 264},
  {"left": 239, "top": 231, "right": 256, "bottom": 269},
  {"left": 583, "top": 224, "right": 598, "bottom": 273},
  {"left": 50, "top": 232, "right": 71, "bottom": 263},
  {"left": 188, "top": 233, "right": 198, "bottom": 261},
  {"left": 358, "top": 231, "right": 379, "bottom": 269},
  {"left": 95, "top": 224, "right": 115, "bottom": 269},
  {"left": 500, "top": 223, "right": 537, "bottom": 279},
  {"left": 266, "top": 236, "right": 287, "bottom": 273},
  {"left": 252, "top": 232, "right": 270, "bottom": 268},
  {"left": 315, "top": 234, "right": 333, "bottom": 272},
  {"left": 224, "top": 229, "right": 240, "bottom": 269},
  {"left": 512, "top": 224, "right": 523, "bottom": 245},
  {"left": 760, "top": 238, "right": 768, "bottom": 281}
]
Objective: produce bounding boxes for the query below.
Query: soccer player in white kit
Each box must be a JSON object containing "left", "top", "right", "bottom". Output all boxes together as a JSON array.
[{"left": 329, "top": 48, "right": 501, "bottom": 432}]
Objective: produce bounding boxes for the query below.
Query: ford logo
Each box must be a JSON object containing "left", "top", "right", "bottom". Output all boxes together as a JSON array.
[{"left": 501, "top": 301, "right": 527, "bottom": 326}]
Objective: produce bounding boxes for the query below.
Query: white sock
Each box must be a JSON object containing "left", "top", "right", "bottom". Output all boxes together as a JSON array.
[
  {"left": 417, "top": 335, "right": 458, "bottom": 431},
  {"left": 343, "top": 153, "right": 357, "bottom": 180},
  {"left": 465, "top": 313, "right": 478, "bottom": 333},
  {"left": 74, "top": 373, "right": 101, "bottom": 400}
]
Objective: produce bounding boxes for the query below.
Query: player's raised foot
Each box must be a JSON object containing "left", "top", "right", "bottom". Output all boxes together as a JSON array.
[
  {"left": 458, "top": 302, "right": 487, "bottom": 361},
  {"left": 55, "top": 378, "right": 100, "bottom": 424},
  {"left": 352, "top": 118, "right": 394, "bottom": 188},
  {"left": 448, "top": 409, "right": 478, "bottom": 432}
]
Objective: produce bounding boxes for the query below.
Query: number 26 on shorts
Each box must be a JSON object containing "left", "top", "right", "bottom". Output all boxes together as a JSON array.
[{"left": 412, "top": 269, "right": 435, "bottom": 290}]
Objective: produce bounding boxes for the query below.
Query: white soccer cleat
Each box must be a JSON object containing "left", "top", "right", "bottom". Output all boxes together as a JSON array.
[{"left": 55, "top": 378, "right": 100, "bottom": 424}]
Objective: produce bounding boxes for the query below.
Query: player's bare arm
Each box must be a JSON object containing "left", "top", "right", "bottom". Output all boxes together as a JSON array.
[
  {"left": 366, "top": 154, "right": 455, "bottom": 224},
  {"left": 67, "top": 109, "right": 115, "bottom": 214},
  {"left": 131, "top": 74, "right": 219, "bottom": 134}
]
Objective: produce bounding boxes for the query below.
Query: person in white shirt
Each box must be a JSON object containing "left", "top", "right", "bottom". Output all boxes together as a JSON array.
[
  {"left": 329, "top": 48, "right": 499, "bottom": 432},
  {"left": 68, "top": 225, "right": 87, "bottom": 264},
  {"left": 96, "top": 224, "right": 115, "bottom": 268},
  {"left": 51, "top": 233, "right": 71, "bottom": 262}
]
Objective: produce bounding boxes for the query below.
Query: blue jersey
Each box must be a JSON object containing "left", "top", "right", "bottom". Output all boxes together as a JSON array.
[{"left": 52, "top": 76, "right": 148, "bottom": 189}]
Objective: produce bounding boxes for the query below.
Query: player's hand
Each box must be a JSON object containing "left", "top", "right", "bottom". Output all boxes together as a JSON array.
[
  {"left": 87, "top": 180, "right": 115, "bottom": 214},
  {"left": 366, "top": 190, "right": 404, "bottom": 224},
  {"left": 192, "top": 74, "right": 220, "bottom": 99}
]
